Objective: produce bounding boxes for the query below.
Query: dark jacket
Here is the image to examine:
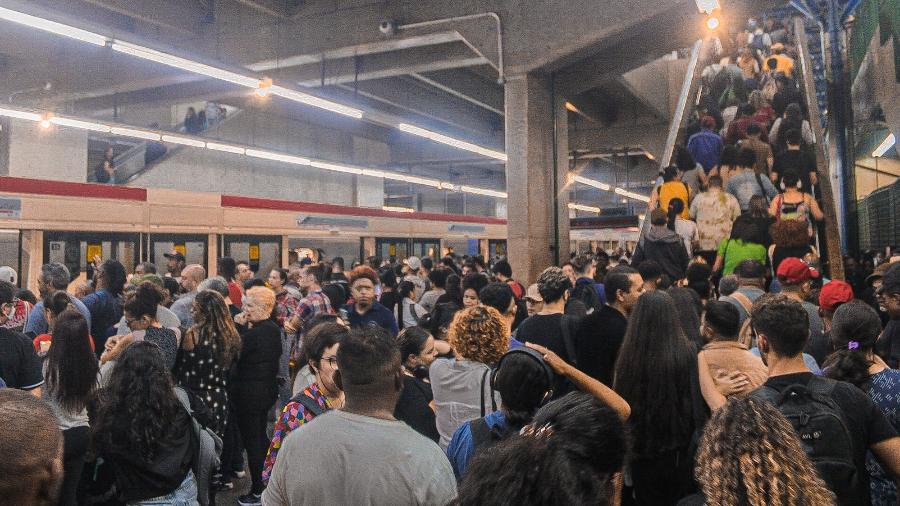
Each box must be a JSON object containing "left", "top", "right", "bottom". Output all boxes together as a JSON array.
[
  {"left": 232, "top": 319, "right": 282, "bottom": 411},
  {"left": 633, "top": 226, "right": 690, "bottom": 281}
]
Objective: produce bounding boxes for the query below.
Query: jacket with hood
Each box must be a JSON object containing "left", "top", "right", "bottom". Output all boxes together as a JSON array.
[{"left": 633, "top": 226, "right": 690, "bottom": 281}]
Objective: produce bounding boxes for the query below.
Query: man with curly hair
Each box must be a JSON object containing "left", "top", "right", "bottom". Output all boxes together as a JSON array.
[
  {"left": 514, "top": 267, "right": 582, "bottom": 398},
  {"left": 340, "top": 266, "right": 398, "bottom": 336}
]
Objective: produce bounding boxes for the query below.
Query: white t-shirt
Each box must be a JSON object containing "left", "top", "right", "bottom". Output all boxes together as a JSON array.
[
  {"left": 263, "top": 409, "right": 457, "bottom": 506},
  {"left": 675, "top": 218, "right": 700, "bottom": 256}
]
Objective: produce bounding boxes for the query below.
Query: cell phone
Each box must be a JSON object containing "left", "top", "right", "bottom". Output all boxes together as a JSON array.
[{"left": 338, "top": 308, "right": 350, "bottom": 324}]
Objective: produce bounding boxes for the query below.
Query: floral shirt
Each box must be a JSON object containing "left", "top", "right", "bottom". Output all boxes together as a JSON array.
[
  {"left": 262, "top": 383, "right": 331, "bottom": 483},
  {"left": 690, "top": 189, "right": 742, "bottom": 252}
]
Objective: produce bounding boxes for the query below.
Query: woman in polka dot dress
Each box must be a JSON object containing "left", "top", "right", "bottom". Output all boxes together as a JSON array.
[{"left": 174, "top": 290, "right": 242, "bottom": 437}]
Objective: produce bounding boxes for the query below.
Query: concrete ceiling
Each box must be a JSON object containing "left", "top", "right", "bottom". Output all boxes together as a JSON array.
[{"left": 0, "top": 0, "right": 776, "bottom": 182}]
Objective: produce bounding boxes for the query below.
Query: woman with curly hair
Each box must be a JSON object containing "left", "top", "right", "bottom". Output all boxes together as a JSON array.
[
  {"left": 90, "top": 341, "right": 198, "bottom": 504},
  {"left": 824, "top": 301, "right": 900, "bottom": 505},
  {"left": 687, "top": 396, "right": 836, "bottom": 506},
  {"left": 173, "top": 289, "right": 241, "bottom": 438},
  {"left": 768, "top": 217, "right": 818, "bottom": 276},
  {"left": 429, "top": 305, "right": 507, "bottom": 449}
]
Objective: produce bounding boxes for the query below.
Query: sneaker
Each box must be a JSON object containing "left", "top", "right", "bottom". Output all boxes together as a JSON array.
[
  {"left": 237, "top": 493, "right": 262, "bottom": 506},
  {"left": 212, "top": 479, "right": 233, "bottom": 492},
  {"left": 233, "top": 470, "right": 247, "bottom": 479}
]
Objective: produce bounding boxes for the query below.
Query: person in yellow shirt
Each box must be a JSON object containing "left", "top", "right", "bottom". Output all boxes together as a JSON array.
[
  {"left": 763, "top": 43, "right": 794, "bottom": 76},
  {"left": 650, "top": 165, "right": 691, "bottom": 220}
]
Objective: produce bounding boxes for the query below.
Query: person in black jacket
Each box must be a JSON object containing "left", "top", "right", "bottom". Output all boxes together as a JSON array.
[
  {"left": 632, "top": 209, "right": 690, "bottom": 282},
  {"left": 231, "top": 286, "right": 283, "bottom": 505},
  {"left": 90, "top": 341, "right": 197, "bottom": 504}
]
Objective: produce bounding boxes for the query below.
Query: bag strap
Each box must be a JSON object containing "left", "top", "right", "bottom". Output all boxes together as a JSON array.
[
  {"left": 754, "top": 172, "right": 769, "bottom": 203},
  {"left": 559, "top": 315, "right": 578, "bottom": 367},
  {"left": 294, "top": 391, "right": 326, "bottom": 418},
  {"left": 479, "top": 367, "right": 496, "bottom": 417},
  {"left": 730, "top": 291, "right": 753, "bottom": 315},
  {"left": 469, "top": 418, "right": 494, "bottom": 451}
]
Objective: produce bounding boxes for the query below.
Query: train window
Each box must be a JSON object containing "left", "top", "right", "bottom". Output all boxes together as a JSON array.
[
  {"left": 148, "top": 234, "right": 208, "bottom": 275},
  {"left": 43, "top": 232, "right": 139, "bottom": 284},
  {"left": 288, "top": 238, "right": 360, "bottom": 267},
  {"left": 0, "top": 230, "right": 20, "bottom": 283},
  {"left": 223, "top": 235, "right": 281, "bottom": 277}
]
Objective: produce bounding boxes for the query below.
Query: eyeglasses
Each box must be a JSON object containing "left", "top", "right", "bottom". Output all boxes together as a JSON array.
[{"left": 320, "top": 355, "right": 338, "bottom": 368}]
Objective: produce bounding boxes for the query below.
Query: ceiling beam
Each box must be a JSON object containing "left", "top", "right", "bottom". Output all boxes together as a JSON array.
[{"left": 409, "top": 69, "right": 503, "bottom": 115}]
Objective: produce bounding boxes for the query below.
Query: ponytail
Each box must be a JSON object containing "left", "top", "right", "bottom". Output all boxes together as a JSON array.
[
  {"left": 667, "top": 198, "right": 685, "bottom": 231},
  {"left": 823, "top": 301, "right": 882, "bottom": 391}
]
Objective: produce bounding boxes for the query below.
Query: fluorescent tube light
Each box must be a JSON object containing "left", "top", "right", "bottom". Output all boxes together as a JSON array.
[
  {"left": 161, "top": 135, "right": 206, "bottom": 147},
  {"left": 361, "top": 169, "right": 387, "bottom": 178},
  {"left": 307, "top": 161, "right": 364, "bottom": 175},
  {"left": 206, "top": 142, "right": 245, "bottom": 154},
  {"left": 0, "top": 7, "right": 108, "bottom": 46},
  {"left": 269, "top": 86, "right": 364, "bottom": 119},
  {"left": 245, "top": 149, "right": 310, "bottom": 165},
  {"left": 0, "top": 107, "right": 42, "bottom": 122},
  {"left": 110, "top": 42, "right": 260, "bottom": 88},
  {"left": 383, "top": 206, "right": 416, "bottom": 213},
  {"left": 110, "top": 127, "right": 161, "bottom": 141},
  {"left": 49, "top": 117, "right": 111, "bottom": 133},
  {"left": 459, "top": 186, "right": 508, "bottom": 198},
  {"left": 568, "top": 203, "right": 601, "bottom": 213},
  {"left": 571, "top": 174, "right": 611, "bottom": 191},
  {"left": 873, "top": 133, "right": 896, "bottom": 158},
  {"left": 398, "top": 123, "right": 507, "bottom": 161}
]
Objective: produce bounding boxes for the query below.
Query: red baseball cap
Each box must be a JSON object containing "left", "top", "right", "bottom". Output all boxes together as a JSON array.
[
  {"left": 819, "top": 280, "right": 854, "bottom": 312},
  {"left": 776, "top": 257, "right": 820, "bottom": 285}
]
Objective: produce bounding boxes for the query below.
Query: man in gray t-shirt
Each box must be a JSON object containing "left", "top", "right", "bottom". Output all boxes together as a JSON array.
[{"left": 263, "top": 325, "right": 456, "bottom": 506}]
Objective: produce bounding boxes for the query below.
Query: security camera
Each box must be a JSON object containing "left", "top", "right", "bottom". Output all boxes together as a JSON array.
[{"left": 379, "top": 20, "right": 397, "bottom": 36}]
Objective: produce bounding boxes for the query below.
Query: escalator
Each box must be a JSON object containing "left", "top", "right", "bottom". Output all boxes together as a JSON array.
[{"left": 640, "top": 17, "right": 844, "bottom": 279}]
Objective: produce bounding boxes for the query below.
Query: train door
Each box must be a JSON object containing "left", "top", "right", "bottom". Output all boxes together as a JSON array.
[
  {"left": 375, "top": 238, "right": 409, "bottom": 262},
  {"left": 488, "top": 239, "right": 508, "bottom": 258},
  {"left": 410, "top": 238, "right": 440, "bottom": 262},
  {"left": 222, "top": 235, "right": 281, "bottom": 277},
  {"left": 147, "top": 233, "right": 208, "bottom": 276},
  {"left": 43, "top": 231, "right": 140, "bottom": 283}
]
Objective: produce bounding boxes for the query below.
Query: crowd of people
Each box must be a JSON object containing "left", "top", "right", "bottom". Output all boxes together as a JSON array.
[{"left": 3, "top": 13, "right": 900, "bottom": 506}]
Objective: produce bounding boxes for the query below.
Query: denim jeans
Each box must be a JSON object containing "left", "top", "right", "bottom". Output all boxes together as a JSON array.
[{"left": 128, "top": 471, "right": 199, "bottom": 506}]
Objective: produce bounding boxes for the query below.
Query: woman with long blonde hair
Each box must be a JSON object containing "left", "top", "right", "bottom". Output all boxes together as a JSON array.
[{"left": 692, "top": 396, "right": 836, "bottom": 506}]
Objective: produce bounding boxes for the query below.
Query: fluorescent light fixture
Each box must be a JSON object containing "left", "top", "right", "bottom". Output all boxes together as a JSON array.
[
  {"left": 695, "top": 0, "right": 720, "bottom": 14},
  {"left": 440, "top": 182, "right": 458, "bottom": 191},
  {"left": 0, "top": 107, "right": 41, "bottom": 122},
  {"left": 308, "top": 161, "right": 364, "bottom": 175},
  {"left": 110, "top": 127, "right": 160, "bottom": 141},
  {"left": 361, "top": 169, "right": 387, "bottom": 178},
  {"left": 613, "top": 187, "right": 651, "bottom": 202},
  {"left": 706, "top": 17, "right": 720, "bottom": 30},
  {"left": 161, "top": 134, "right": 206, "bottom": 147},
  {"left": 49, "top": 117, "right": 110, "bottom": 133},
  {"left": 206, "top": 142, "right": 245, "bottom": 155},
  {"left": 459, "top": 186, "right": 508, "bottom": 198},
  {"left": 269, "top": 86, "right": 364, "bottom": 119},
  {"left": 571, "top": 174, "right": 611, "bottom": 191},
  {"left": 568, "top": 203, "right": 601, "bottom": 213},
  {"left": 245, "top": 149, "right": 310, "bottom": 165},
  {"left": 873, "top": 133, "right": 896, "bottom": 158},
  {"left": 383, "top": 206, "right": 415, "bottom": 213},
  {"left": 398, "top": 123, "right": 508, "bottom": 161},
  {"left": 0, "top": 6, "right": 108, "bottom": 46},
  {"left": 110, "top": 42, "right": 260, "bottom": 88},
  {"left": 400, "top": 175, "right": 443, "bottom": 189}
]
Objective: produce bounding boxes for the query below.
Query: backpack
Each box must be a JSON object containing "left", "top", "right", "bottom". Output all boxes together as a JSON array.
[
  {"left": 760, "top": 71, "right": 779, "bottom": 102},
  {"left": 174, "top": 387, "right": 222, "bottom": 506},
  {"left": 751, "top": 377, "right": 860, "bottom": 504},
  {"left": 750, "top": 32, "right": 766, "bottom": 52},
  {"left": 293, "top": 391, "right": 326, "bottom": 418},
  {"left": 729, "top": 291, "right": 755, "bottom": 348},
  {"left": 571, "top": 281, "right": 602, "bottom": 314}
]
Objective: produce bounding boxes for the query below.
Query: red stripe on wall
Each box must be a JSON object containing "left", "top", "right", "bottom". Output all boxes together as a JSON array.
[
  {"left": 221, "top": 195, "right": 507, "bottom": 225},
  {"left": 0, "top": 177, "right": 147, "bottom": 201}
]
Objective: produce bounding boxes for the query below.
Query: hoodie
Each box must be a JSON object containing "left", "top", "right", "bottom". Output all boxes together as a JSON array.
[{"left": 633, "top": 226, "right": 690, "bottom": 281}]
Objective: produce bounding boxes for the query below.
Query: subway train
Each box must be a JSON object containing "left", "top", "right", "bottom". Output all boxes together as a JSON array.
[{"left": 0, "top": 176, "right": 508, "bottom": 292}]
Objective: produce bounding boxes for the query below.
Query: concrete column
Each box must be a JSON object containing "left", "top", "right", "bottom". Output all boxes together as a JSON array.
[
  {"left": 5, "top": 119, "right": 88, "bottom": 182},
  {"left": 504, "top": 73, "right": 570, "bottom": 285}
]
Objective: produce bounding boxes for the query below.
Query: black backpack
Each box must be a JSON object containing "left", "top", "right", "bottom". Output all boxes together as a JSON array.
[
  {"left": 571, "top": 282, "right": 602, "bottom": 314},
  {"left": 751, "top": 377, "right": 860, "bottom": 504}
]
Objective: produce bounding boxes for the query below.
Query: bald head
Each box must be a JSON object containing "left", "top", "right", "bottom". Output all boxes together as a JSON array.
[
  {"left": 180, "top": 264, "right": 207, "bottom": 292},
  {"left": 0, "top": 389, "right": 63, "bottom": 506}
]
